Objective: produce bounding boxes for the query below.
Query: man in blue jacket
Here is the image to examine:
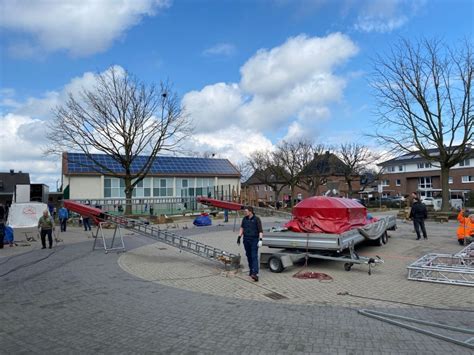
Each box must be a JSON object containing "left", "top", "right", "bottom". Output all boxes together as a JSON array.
[
  {"left": 58, "top": 205, "right": 69, "bottom": 232},
  {"left": 237, "top": 206, "right": 263, "bottom": 282}
]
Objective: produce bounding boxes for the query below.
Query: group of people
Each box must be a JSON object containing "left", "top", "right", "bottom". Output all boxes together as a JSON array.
[{"left": 406, "top": 191, "right": 474, "bottom": 244}]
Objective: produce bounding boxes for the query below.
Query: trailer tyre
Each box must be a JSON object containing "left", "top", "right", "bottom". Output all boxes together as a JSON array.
[
  {"left": 268, "top": 256, "right": 284, "bottom": 273},
  {"left": 376, "top": 235, "right": 384, "bottom": 246},
  {"left": 344, "top": 263, "right": 353, "bottom": 271}
]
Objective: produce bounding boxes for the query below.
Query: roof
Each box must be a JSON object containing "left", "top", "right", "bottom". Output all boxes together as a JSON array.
[
  {"left": 300, "top": 152, "right": 348, "bottom": 176},
  {"left": 63, "top": 152, "right": 240, "bottom": 177},
  {"left": 0, "top": 172, "right": 30, "bottom": 194},
  {"left": 243, "top": 167, "right": 288, "bottom": 186},
  {"left": 379, "top": 146, "right": 474, "bottom": 166}
]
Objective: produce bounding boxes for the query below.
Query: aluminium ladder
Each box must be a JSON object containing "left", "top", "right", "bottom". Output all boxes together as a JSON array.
[{"left": 63, "top": 200, "right": 241, "bottom": 270}]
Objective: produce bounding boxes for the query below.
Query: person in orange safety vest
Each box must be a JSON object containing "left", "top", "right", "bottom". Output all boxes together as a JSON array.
[{"left": 456, "top": 209, "right": 474, "bottom": 246}]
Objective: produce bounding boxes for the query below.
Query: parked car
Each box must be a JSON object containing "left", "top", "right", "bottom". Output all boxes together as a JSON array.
[{"left": 421, "top": 197, "right": 434, "bottom": 206}]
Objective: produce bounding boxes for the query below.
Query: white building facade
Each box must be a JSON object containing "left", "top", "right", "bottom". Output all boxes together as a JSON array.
[{"left": 62, "top": 153, "right": 241, "bottom": 200}]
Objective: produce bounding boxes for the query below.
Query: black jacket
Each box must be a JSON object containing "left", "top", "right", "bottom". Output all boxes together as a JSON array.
[
  {"left": 241, "top": 215, "right": 263, "bottom": 238},
  {"left": 410, "top": 201, "right": 427, "bottom": 220}
]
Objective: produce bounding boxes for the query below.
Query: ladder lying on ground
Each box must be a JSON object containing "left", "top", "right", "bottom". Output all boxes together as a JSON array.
[{"left": 64, "top": 200, "right": 241, "bottom": 270}]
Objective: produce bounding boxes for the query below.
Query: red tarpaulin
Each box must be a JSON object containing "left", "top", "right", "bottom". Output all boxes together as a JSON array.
[{"left": 285, "top": 196, "right": 367, "bottom": 234}]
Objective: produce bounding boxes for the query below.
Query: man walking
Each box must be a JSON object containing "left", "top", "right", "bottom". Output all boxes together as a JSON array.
[
  {"left": 237, "top": 207, "right": 263, "bottom": 282},
  {"left": 58, "top": 205, "right": 69, "bottom": 232},
  {"left": 409, "top": 197, "right": 428, "bottom": 240},
  {"left": 38, "top": 210, "right": 54, "bottom": 249}
]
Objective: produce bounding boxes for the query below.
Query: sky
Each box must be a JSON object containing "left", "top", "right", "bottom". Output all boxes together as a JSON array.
[{"left": 0, "top": 0, "right": 473, "bottom": 191}]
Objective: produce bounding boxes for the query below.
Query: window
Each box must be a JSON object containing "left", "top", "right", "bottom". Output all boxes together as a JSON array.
[
  {"left": 418, "top": 177, "right": 432, "bottom": 189},
  {"left": 382, "top": 179, "right": 390, "bottom": 186},
  {"left": 396, "top": 179, "right": 401, "bottom": 186},
  {"left": 386, "top": 166, "right": 395, "bottom": 172},
  {"left": 448, "top": 176, "right": 453, "bottom": 184},
  {"left": 398, "top": 166, "right": 403, "bottom": 172},
  {"left": 462, "top": 176, "right": 474, "bottom": 183},
  {"left": 459, "top": 159, "right": 471, "bottom": 167},
  {"left": 264, "top": 186, "right": 267, "bottom": 191},
  {"left": 153, "top": 178, "right": 173, "bottom": 197},
  {"left": 104, "top": 177, "right": 125, "bottom": 198},
  {"left": 132, "top": 178, "right": 151, "bottom": 197},
  {"left": 195, "top": 178, "right": 214, "bottom": 196},
  {"left": 417, "top": 162, "right": 432, "bottom": 169}
]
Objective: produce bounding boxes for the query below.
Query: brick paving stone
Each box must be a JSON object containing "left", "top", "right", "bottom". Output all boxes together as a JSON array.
[{"left": 0, "top": 216, "right": 473, "bottom": 354}]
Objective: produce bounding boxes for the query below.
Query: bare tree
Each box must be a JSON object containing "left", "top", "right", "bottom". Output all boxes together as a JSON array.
[
  {"left": 296, "top": 144, "right": 328, "bottom": 196},
  {"left": 337, "top": 143, "right": 380, "bottom": 197},
  {"left": 46, "top": 67, "right": 191, "bottom": 214},
  {"left": 235, "top": 160, "right": 252, "bottom": 183},
  {"left": 372, "top": 38, "right": 473, "bottom": 211},
  {"left": 247, "top": 150, "right": 288, "bottom": 205},
  {"left": 273, "top": 140, "right": 318, "bottom": 207}
]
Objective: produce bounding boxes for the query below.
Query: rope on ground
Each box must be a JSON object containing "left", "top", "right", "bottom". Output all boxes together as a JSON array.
[
  {"left": 293, "top": 270, "right": 333, "bottom": 281},
  {"left": 291, "top": 233, "right": 333, "bottom": 281}
]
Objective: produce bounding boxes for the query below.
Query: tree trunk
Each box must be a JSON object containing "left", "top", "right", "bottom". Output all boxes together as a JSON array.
[
  {"left": 273, "top": 190, "right": 280, "bottom": 207},
  {"left": 125, "top": 177, "right": 133, "bottom": 215},
  {"left": 440, "top": 166, "right": 451, "bottom": 212},
  {"left": 347, "top": 179, "right": 353, "bottom": 197},
  {"left": 289, "top": 185, "right": 295, "bottom": 207}
]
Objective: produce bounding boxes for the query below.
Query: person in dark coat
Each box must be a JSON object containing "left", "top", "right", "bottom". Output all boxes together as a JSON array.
[
  {"left": 237, "top": 206, "right": 263, "bottom": 282},
  {"left": 409, "top": 197, "right": 428, "bottom": 240}
]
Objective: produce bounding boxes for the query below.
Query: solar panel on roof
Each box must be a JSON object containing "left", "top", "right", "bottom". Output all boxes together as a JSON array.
[{"left": 66, "top": 153, "right": 239, "bottom": 175}]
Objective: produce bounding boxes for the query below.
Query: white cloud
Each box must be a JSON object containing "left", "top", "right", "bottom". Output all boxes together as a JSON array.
[
  {"left": 0, "top": 0, "right": 170, "bottom": 57},
  {"left": 353, "top": 0, "right": 425, "bottom": 33},
  {"left": 203, "top": 43, "right": 236, "bottom": 57},
  {"left": 183, "top": 33, "right": 358, "bottom": 140},
  {"left": 185, "top": 126, "right": 274, "bottom": 164},
  {"left": 182, "top": 83, "right": 242, "bottom": 131},
  {"left": 240, "top": 33, "right": 357, "bottom": 97}
]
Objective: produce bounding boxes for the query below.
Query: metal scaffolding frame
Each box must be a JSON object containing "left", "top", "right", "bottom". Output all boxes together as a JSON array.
[{"left": 407, "top": 243, "right": 474, "bottom": 286}]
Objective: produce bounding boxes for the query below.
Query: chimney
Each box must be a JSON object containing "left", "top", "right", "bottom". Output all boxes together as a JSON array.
[
  {"left": 325, "top": 151, "right": 330, "bottom": 156},
  {"left": 9, "top": 169, "right": 14, "bottom": 174}
]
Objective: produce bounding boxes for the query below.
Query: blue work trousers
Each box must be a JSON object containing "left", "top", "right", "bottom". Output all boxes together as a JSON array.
[
  {"left": 83, "top": 217, "right": 91, "bottom": 231},
  {"left": 243, "top": 237, "right": 259, "bottom": 276}
]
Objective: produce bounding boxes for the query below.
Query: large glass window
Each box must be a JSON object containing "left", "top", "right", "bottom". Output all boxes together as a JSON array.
[
  {"left": 460, "top": 159, "right": 471, "bottom": 167},
  {"left": 418, "top": 177, "right": 432, "bottom": 189},
  {"left": 104, "top": 177, "right": 125, "bottom": 198},
  {"left": 195, "top": 178, "right": 214, "bottom": 197},
  {"left": 132, "top": 178, "right": 151, "bottom": 197},
  {"left": 153, "top": 178, "right": 174, "bottom": 197}
]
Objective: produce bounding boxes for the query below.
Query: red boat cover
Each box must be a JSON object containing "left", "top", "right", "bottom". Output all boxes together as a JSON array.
[{"left": 285, "top": 197, "right": 367, "bottom": 234}]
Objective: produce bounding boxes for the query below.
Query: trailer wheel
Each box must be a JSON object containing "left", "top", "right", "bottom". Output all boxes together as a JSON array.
[
  {"left": 344, "top": 263, "right": 353, "bottom": 271},
  {"left": 268, "top": 256, "right": 284, "bottom": 273},
  {"left": 376, "top": 235, "right": 384, "bottom": 246}
]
